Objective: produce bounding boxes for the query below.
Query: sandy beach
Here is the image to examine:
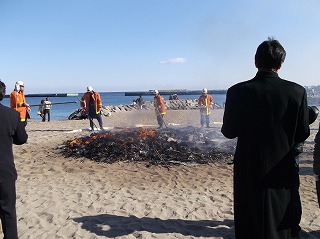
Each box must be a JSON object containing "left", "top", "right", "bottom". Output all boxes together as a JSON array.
[{"left": 1, "top": 109, "right": 320, "bottom": 239}]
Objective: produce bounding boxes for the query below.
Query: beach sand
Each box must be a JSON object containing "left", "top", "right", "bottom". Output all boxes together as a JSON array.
[{"left": 1, "top": 109, "right": 320, "bottom": 239}]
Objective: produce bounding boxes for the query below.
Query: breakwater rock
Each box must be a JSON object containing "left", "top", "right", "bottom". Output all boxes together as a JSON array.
[
  {"left": 69, "top": 99, "right": 223, "bottom": 120},
  {"left": 103, "top": 99, "right": 223, "bottom": 113}
]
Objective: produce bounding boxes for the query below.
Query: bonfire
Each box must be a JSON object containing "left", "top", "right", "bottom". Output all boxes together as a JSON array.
[{"left": 61, "top": 126, "right": 235, "bottom": 168}]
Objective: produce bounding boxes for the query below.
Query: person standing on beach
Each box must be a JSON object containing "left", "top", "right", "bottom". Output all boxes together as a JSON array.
[
  {"left": 0, "top": 80, "right": 28, "bottom": 239},
  {"left": 221, "top": 37, "right": 310, "bottom": 239},
  {"left": 136, "top": 95, "right": 144, "bottom": 110},
  {"left": 153, "top": 90, "right": 166, "bottom": 128},
  {"left": 42, "top": 97, "right": 52, "bottom": 122},
  {"left": 37, "top": 99, "right": 45, "bottom": 120},
  {"left": 10, "top": 81, "right": 30, "bottom": 127},
  {"left": 80, "top": 86, "right": 104, "bottom": 131},
  {"left": 198, "top": 88, "right": 214, "bottom": 128}
]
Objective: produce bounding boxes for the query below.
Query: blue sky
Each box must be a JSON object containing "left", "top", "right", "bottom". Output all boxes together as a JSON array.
[{"left": 1, "top": 0, "right": 320, "bottom": 94}]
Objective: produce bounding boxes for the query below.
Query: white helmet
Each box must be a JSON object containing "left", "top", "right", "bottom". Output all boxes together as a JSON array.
[
  {"left": 87, "top": 86, "right": 93, "bottom": 92},
  {"left": 15, "top": 81, "right": 24, "bottom": 91},
  {"left": 16, "top": 81, "right": 24, "bottom": 87},
  {"left": 154, "top": 90, "right": 159, "bottom": 94},
  {"left": 202, "top": 88, "right": 208, "bottom": 93}
]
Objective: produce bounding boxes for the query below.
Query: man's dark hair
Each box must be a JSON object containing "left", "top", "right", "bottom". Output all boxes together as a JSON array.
[
  {"left": 0, "top": 80, "right": 6, "bottom": 101},
  {"left": 255, "top": 37, "right": 286, "bottom": 70}
]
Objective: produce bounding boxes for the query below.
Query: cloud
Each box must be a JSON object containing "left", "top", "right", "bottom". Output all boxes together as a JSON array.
[{"left": 160, "top": 57, "right": 187, "bottom": 64}]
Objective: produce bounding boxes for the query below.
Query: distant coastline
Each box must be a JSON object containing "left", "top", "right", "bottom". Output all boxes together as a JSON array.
[{"left": 2, "top": 85, "right": 320, "bottom": 102}]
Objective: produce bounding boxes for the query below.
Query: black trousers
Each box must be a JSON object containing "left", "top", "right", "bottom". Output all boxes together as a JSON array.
[
  {"left": 291, "top": 166, "right": 302, "bottom": 237},
  {"left": 0, "top": 181, "right": 18, "bottom": 239}
]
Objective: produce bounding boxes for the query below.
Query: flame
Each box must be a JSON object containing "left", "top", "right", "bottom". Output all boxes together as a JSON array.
[
  {"left": 138, "top": 128, "right": 156, "bottom": 139},
  {"left": 69, "top": 139, "right": 82, "bottom": 147},
  {"left": 68, "top": 128, "right": 156, "bottom": 148}
]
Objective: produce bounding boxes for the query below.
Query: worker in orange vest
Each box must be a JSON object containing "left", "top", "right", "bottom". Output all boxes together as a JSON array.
[
  {"left": 198, "top": 88, "right": 214, "bottom": 128},
  {"left": 153, "top": 90, "right": 166, "bottom": 128},
  {"left": 80, "top": 86, "right": 104, "bottom": 131},
  {"left": 10, "top": 81, "right": 30, "bottom": 126}
]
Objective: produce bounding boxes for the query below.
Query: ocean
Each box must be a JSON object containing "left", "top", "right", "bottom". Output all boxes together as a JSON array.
[{"left": 2, "top": 92, "right": 227, "bottom": 121}]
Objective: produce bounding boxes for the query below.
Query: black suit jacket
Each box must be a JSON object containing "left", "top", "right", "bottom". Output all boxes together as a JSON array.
[{"left": 0, "top": 103, "right": 28, "bottom": 183}]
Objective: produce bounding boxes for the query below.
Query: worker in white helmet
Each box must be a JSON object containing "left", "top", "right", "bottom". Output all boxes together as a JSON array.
[
  {"left": 10, "top": 81, "right": 30, "bottom": 126},
  {"left": 153, "top": 90, "right": 166, "bottom": 128},
  {"left": 80, "top": 86, "right": 104, "bottom": 131},
  {"left": 198, "top": 88, "right": 214, "bottom": 127}
]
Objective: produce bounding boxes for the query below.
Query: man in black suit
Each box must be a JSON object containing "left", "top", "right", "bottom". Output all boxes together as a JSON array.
[
  {"left": 221, "top": 38, "right": 310, "bottom": 239},
  {"left": 0, "top": 80, "right": 28, "bottom": 239}
]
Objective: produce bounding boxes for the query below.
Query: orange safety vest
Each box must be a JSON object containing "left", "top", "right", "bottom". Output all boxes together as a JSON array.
[
  {"left": 10, "top": 90, "right": 28, "bottom": 121},
  {"left": 80, "top": 91, "right": 103, "bottom": 114},
  {"left": 154, "top": 94, "right": 166, "bottom": 115},
  {"left": 198, "top": 94, "right": 214, "bottom": 115}
]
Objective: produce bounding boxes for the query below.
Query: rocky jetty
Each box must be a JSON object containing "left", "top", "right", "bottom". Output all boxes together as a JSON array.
[
  {"left": 69, "top": 99, "right": 223, "bottom": 120},
  {"left": 103, "top": 99, "right": 223, "bottom": 113}
]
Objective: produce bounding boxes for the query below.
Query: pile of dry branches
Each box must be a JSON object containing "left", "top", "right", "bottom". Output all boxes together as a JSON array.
[{"left": 61, "top": 127, "right": 235, "bottom": 168}]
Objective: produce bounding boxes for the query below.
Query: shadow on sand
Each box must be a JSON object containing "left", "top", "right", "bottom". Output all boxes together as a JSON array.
[{"left": 73, "top": 214, "right": 234, "bottom": 238}]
